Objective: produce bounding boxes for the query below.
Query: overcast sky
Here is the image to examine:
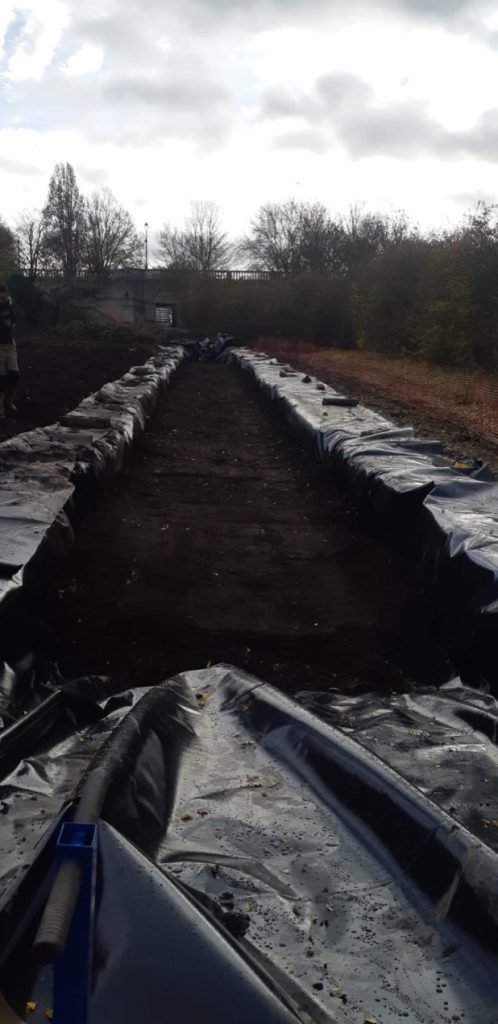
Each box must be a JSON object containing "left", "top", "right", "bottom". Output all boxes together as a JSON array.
[{"left": 2, "top": 0, "right": 498, "bottom": 245}]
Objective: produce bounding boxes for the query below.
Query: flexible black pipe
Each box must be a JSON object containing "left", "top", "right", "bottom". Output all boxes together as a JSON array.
[{"left": 34, "top": 682, "right": 194, "bottom": 960}]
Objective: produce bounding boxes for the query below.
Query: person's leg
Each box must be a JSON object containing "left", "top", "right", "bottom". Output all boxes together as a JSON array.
[
  {"left": 4, "top": 344, "right": 19, "bottom": 415},
  {"left": 4, "top": 372, "right": 19, "bottom": 414}
]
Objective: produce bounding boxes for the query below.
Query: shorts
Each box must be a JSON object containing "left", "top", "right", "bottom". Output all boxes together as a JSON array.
[{"left": 0, "top": 343, "right": 19, "bottom": 375}]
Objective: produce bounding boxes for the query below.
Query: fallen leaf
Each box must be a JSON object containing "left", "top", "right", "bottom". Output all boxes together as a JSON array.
[
  {"left": 46, "top": 1011, "right": 54, "bottom": 1021},
  {"left": 180, "top": 813, "right": 193, "bottom": 822},
  {"left": 25, "top": 1003, "right": 37, "bottom": 1014}
]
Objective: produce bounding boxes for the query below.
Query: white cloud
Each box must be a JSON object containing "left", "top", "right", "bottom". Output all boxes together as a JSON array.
[
  {"left": 60, "top": 42, "right": 103, "bottom": 77},
  {"left": 4, "top": 1, "right": 69, "bottom": 82},
  {"left": 252, "top": 21, "right": 498, "bottom": 132},
  {"left": 0, "top": 0, "right": 498, "bottom": 238},
  {"left": 157, "top": 35, "right": 172, "bottom": 54}
]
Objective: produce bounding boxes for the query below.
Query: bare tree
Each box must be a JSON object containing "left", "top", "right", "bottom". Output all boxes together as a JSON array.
[
  {"left": 340, "top": 203, "right": 416, "bottom": 270},
  {"left": 157, "top": 201, "right": 231, "bottom": 270},
  {"left": 238, "top": 200, "right": 345, "bottom": 274},
  {"left": 298, "top": 203, "right": 346, "bottom": 274},
  {"left": 238, "top": 201, "right": 302, "bottom": 273},
  {"left": 340, "top": 203, "right": 387, "bottom": 270},
  {"left": 84, "top": 187, "right": 142, "bottom": 277},
  {"left": 387, "top": 208, "right": 415, "bottom": 245},
  {"left": 156, "top": 226, "right": 190, "bottom": 270},
  {"left": 42, "top": 162, "right": 85, "bottom": 278},
  {"left": 15, "top": 210, "right": 45, "bottom": 281}
]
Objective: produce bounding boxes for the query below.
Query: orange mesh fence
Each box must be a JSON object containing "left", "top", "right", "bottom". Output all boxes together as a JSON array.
[{"left": 254, "top": 337, "right": 498, "bottom": 447}]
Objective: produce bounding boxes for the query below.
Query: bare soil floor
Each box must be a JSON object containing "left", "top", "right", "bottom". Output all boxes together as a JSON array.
[
  {"left": 0, "top": 334, "right": 156, "bottom": 439},
  {"left": 35, "top": 361, "right": 452, "bottom": 694}
]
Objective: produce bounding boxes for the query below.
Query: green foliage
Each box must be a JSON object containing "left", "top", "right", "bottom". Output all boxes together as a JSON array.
[
  {"left": 353, "top": 239, "right": 430, "bottom": 355},
  {"left": 178, "top": 272, "right": 355, "bottom": 347},
  {"left": 8, "top": 273, "right": 44, "bottom": 326},
  {"left": 350, "top": 210, "right": 498, "bottom": 370},
  {"left": 229, "top": 200, "right": 498, "bottom": 369},
  {"left": 0, "top": 218, "right": 16, "bottom": 281}
]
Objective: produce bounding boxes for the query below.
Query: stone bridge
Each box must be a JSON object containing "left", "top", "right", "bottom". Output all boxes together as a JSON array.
[{"left": 39, "top": 268, "right": 278, "bottom": 327}]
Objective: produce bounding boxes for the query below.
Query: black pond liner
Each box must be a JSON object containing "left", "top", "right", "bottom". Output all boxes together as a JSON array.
[
  {"left": 0, "top": 347, "right": 185, "bottom": 623},
  {"left": 1, "top": 342, "right": 497, "bottom": 1018},
  {"left": 1, "top": 667, "right": 498, "bottom": 1023},
  {"left": 230, "top": 348, "right": 498, "bottom": 687},
  {"left": 0, "top": 347, "right": 185, "bottom": 722}
]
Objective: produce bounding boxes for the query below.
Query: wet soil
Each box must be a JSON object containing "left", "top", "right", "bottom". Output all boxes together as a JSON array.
[{"left": 36, "top": 361, "right": 452, "bottom": 693}]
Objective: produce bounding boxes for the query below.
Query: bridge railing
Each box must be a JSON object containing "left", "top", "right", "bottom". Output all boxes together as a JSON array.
[{"left": 37, "top": 268, "right": 283, "bottom": 286}]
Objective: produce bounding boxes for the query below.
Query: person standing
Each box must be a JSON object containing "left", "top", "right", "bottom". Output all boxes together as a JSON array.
[{"left": 0, "top": 284, "right": 19, "bottom": 417}]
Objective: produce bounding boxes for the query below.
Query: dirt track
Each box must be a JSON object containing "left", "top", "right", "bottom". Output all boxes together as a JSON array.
[{"left": 37, "top": 361, "right": 451, "bottom": 693}]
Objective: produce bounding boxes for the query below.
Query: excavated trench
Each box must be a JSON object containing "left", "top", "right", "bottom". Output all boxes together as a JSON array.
[
  {"left": 31, "top": 361, "right": 452, "bottom": 693},
  {"left": 4, "top": 357, "right": 498, "bottom": 1024}
]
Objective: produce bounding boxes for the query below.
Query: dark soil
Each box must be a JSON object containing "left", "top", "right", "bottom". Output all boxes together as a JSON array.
[
  {"left": 0, "top": 334, "right": 156, "bottom": 440},
  {"left": 36, "top": 362, "right": 452, "bottom": 694}
]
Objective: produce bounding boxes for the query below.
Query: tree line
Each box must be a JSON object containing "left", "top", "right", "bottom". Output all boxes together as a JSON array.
[
  {"left": 1, "top": 161, "right": 498, "bottom": 369},
  {"left": 0, "top": 163, "right": 143, "bottom": 281},
  {"left": 167, "top": 198, "right": 498, "bottom": 371},
  {"left": 0, "top": 162, "right": 229, "bottom": 281}
]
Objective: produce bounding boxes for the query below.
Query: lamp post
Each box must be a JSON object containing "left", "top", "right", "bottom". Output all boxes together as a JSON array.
[{"left": 144, "top": 222, "right": 149, "bottom": 271}]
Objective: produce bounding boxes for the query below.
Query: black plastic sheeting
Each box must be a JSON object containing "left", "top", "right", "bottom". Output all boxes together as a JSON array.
[
  {"left": 298, "top": 677, "right": 498, "bottom": 857},
  {"left": 0, "top": 679, "right": 144, "bottom": 897},
  {"left": 183, "top": 332, "right": 236, "bottom": 362},
  {"left": 0, "top": 347, "right": 184, "bottom": 617},
  {"left": 230, "top": 349, "right": 498, "bottom": 685},
  {"left": 2, "top": 667, "right": 498, "bottom": 1022}
]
